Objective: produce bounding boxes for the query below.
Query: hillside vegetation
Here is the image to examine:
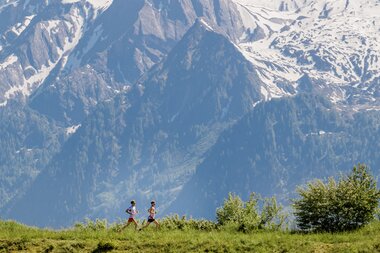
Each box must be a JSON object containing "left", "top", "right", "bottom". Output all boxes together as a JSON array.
[
  {"left": 1, "top": 219, "right": 380, "bottom": 252},
  {"left": 1, "top": 164, "right": 379, "bottom": 252}
]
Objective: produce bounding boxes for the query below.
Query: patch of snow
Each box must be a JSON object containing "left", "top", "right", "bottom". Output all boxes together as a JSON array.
[
  {"left": 329, "top": 89, "right": 346, "bottom": 104},
  {"left": 66, "top": 124, "right": 81, "bottom": 135},
  {"left": 87, "top": 0, "right": 113, "bottom": 11},
  {"left": 260, "top": 86, "right": 269, "bottom": 100},
  {"left": 199, "top": 18, "right": 214, "bottom": 31},
  {"left": 252, "top": 100, "right": 262, "bottom": 108},
  {"left": 0, "top": 54, "right": 18, "bottom": 70},
  {"left": 24, "top": 61, "right": 56, "bottom": 88},
  {"left": 3, "top": 62, "right": 55, "bottom": 100},
  {"left": 62, "top": 0, "right": 113, "bottom": 12},
  {"left": 365, "top": 107, "right": 380, "bottom": 111},
  {"left": 307, "top": 131, "right": 334, "bottom": 137},
  {"left": 233, "top": 0, "right": 309, "bottom": 12},
  {"left": 10, "top": 15, "right": 35, "bottom": 36},
  {"left": 41, "top": 20, "right": 61, "bottom": 37},
  {"left": 61, "top": 0, "right": 80, "bottom": 3},
  {"left": 0, "top": 0, "right": 19, "bottom": 13}
]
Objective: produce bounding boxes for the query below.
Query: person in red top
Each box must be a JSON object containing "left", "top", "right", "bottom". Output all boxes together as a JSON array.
[
  {"left": 119, "top": 200, "right": 139, "bottom": 232},
  {"left": 140, "top": 200, "right": 160, "bottom": 230}
]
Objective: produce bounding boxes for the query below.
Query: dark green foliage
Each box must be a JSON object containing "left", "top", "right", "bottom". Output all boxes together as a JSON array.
[
  {"left": 92, "top": 241, "right": 115, "bottom": 253},
  {"left": 74, "top": 219, "right": 108, "bottom": 231},
  {"left": 216, "top": 193, "right": 287, "bottom": 232},
  {"left": 293, "top": 164, "right": 380, "bottom": 232},
  {"left": 159, "top": 215, "right": 218, "bottom": 231}
]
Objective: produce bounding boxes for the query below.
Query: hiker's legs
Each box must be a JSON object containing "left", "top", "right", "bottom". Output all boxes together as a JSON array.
[
  {"left": 140, "top": 221, "right": 151, "bottom": 230},
  {"left": 153, "top": 220, "right": 160, "bottom": 230},
  {"left": 132, "top": 219, "right": 139, "bottom": 230},
  {"left": 119, "top": 221, "right": 132, "bottom": 232}
]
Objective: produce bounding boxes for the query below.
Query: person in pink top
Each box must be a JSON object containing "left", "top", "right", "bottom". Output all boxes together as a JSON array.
[
  {"left": 140, "top": 200, "right": 160, "bottom": 230},
  {"left": 119, "top": 200, "right": 139, "bottom": 231}
]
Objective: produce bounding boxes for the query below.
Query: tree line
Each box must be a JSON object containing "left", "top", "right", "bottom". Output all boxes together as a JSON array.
[
  {"left": 74, "top": 163, "right": 380, "bottom": 234},
  {"left": 216, "top": 163, "right": 380, "bottom": 233}
]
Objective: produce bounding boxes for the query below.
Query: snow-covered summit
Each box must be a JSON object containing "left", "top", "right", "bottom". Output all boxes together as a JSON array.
[
  {"left": 62, "top": 0, "right": 113, "bottom": 11},
  {"left": 1, "top": 0, "right": 379, "bottom": 110},
  {"left": 0, "top": 0, "right": 115, "bottom": 107},
  {"left": 234, "top": 0, "right": 379, "bottom": 15},
  {"left": 233, "top": 0, "right": 380, "bottom": 110}
]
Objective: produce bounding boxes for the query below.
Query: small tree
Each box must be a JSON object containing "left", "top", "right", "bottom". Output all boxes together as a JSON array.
[
  {"left": 216, "top": 192, "right": 286, "bottom": 232},
  {"left": 293, "top": 164, "right": 380, "bottom": 232},
  {"left": 238, "top": 193, "right": 261, "bottom": 232},
  {"left": 260, "top": 196, "right": 287, "bottom": 230},
  {"left": 216, "top": 193, "right": 245, "bottom": 225}
]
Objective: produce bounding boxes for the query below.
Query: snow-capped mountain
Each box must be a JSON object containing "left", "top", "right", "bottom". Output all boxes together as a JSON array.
[
  {"left": 2, "top": 0, "right": 378, "bottom": 110},
  {"left": 233, "top": 0, "right": 380, "bottom": 109},
  {"left": 0, "top": 0, "right": 243, "bottom": 112},
  {"left": 0, "top": 0, "right": 244, "bottom": 214},
  {"left": 1, "top": 0, "right": 380, "bottom": 227},
  {"left": 0, "top": 0, "right": 114, "bottom": 106},
  {"left": 7, "top": 19, "right": 263, "bottom": 227}
]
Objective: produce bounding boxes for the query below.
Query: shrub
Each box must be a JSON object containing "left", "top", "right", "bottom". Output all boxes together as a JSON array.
[
  {"left": 260, "top": 196, "right": 287, "bottom": 230},
  {"left": 216, "top": 192, "right": 287, "bottom": 232},
  {"left": 74, "top": 219, "right": 108, "bottom": 231},
  {"left": 293, "top": 163, "right": 380, "bottom": 232},
  {"left": 160, "top": 215, "right": 217, "bottom": 231},
  {"left": 216, "top": 193, "right": 245, "bottom": 225}
]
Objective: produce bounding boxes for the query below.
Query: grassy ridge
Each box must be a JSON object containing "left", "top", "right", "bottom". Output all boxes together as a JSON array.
[{"left": 1, "top": 220, "right": 380, "bottom": 252}]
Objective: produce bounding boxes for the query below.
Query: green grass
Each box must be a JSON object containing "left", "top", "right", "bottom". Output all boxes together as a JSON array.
[{"left": 1, "top": 220, "right": 380, "bottom": 252}]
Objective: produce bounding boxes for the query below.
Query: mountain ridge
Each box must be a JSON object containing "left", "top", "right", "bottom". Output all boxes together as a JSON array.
[
  {"left": 5, "top": 18, "right": 263, "bottom": 227},
  {"left": 1, "top": 0, "right": 380, "bottom": 227}
]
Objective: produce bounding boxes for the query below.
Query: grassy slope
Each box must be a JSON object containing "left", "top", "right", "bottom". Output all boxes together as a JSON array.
[{"left": 1, "top": 221, "right": 380, "bottom": 252}]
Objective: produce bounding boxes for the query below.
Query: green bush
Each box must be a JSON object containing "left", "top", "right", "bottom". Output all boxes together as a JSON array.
[
  {"left": 293, "top": 163, "right": 380, "bottom": 232},
  {"left": 160, "top": 215, "right": 217, "bottom": 231},
  {"left": 74, "top": 218, "right": 108, "bottom": 231},
  {"left": 216, "top": 193, "right": 287, "bottom": 233},
  {"left": 216, "top": 193, "right": 245, "bottom": 226}
]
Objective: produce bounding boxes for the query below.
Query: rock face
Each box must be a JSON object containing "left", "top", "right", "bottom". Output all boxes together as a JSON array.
[{"left": 1, "top": 0, "right": 380, "bottom": 227}]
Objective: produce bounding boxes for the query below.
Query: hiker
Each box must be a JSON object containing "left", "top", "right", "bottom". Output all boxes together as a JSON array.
[
  {"left": 119, "top": 200, "right": 139, "bottom": 231},
  {"left": 140, "top": 200, "right": 160, "bottom": 230}
]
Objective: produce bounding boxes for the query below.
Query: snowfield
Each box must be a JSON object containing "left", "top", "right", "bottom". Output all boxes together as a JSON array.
[{"left": 233, "top": 0, "right": 380, "bottom": 110}]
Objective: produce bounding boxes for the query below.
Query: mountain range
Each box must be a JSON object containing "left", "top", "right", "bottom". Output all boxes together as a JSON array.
[{"left": 0, "top": 0, "right": 379, "bottom": 227}]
